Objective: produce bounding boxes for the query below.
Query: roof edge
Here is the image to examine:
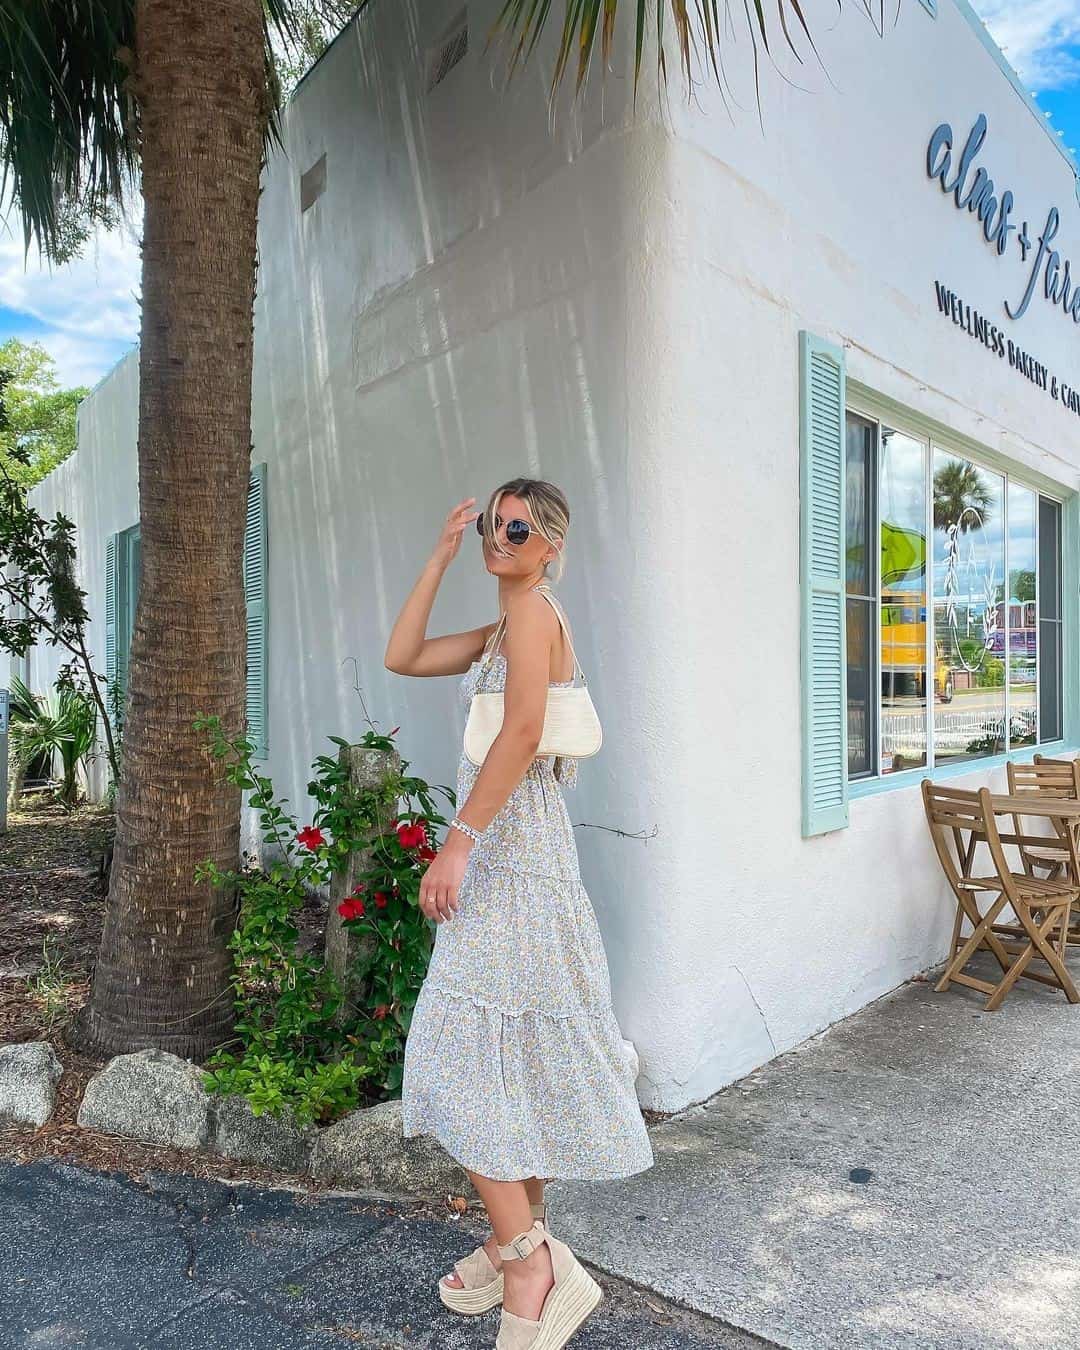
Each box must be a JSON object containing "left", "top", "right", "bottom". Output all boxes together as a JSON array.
[{"left": 950, "top": 0, "right": 1080, "bottom": 193}]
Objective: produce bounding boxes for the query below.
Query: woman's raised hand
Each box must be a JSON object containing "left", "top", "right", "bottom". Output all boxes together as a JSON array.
[{"left": 432, "top": 496, "right": 481, "bottom": 568}]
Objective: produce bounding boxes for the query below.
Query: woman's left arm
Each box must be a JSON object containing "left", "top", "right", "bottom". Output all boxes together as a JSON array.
[{"left": 418, "top": 590, "right": 556, "bottom": 924}]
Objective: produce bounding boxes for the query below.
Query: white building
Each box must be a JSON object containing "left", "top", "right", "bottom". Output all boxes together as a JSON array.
[{"left": 24, "top": 0, "right": 1080, "bottom": 1111}]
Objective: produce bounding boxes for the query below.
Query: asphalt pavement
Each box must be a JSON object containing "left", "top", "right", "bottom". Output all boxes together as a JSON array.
[{"left": 1, "top": 1159, "right": 771, "bottom": 1349}]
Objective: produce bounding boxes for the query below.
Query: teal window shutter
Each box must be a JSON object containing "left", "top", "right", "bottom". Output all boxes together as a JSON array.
[
  {"left": 244, "top": 461, "right": 269, "bottom": 759},
  {"left": 104, "top": 531, "right": 122, "bottom": 729},
  {"left": 799, "top": 330, "right": 849, "bottom": 836}
]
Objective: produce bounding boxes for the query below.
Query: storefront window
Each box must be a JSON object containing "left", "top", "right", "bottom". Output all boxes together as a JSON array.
[
  {"left": 880, "top": 429, "right": 928, "bottom": 775},
  {"left": 1040, "top": 495, "right": 1063, "bottom": 742},
  {"left": 932, "top": 449, "right": 1005, "bottom": 767},
  {"left": 846, "top": 414, "right": 875, "bottom": 778},
  {"left": 843, "top": 408, "right": 1065, "bottom": 783},
  {"left": 1007, "top": 483, "right": 1037, "bottom": 749}
]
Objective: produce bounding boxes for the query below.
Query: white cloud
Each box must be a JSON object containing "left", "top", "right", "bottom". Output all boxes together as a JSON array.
[
  {"left": 972, "top": 1, "right": 1080, "bottom": 92},
  {"left": 0, "top": 197, "right": 142, "bottom": 389}
]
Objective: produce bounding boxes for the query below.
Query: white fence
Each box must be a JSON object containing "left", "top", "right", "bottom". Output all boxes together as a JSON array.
[{"left": 882, "top": 708, "right": 1037, "bottom": 756}]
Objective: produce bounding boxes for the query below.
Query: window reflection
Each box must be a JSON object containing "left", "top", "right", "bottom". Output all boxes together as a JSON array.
[
  {"left": 1039, "top": 496, "right": 1063, "bottom": 742},
  {"left": 846, "top": 414, "right": 876, "bottom": 777},
  {"left": 879, "top": 428, "right": 928, "bottom": 774},
  {"left": 842, "top": 407, "right": 1065, "bottom": 784},
  {"left": 932, "top": 449, "right": 1005, "bottom": 765},
  {"left": 1006, "top": 482, "right": 1037, "bottom": 748}
]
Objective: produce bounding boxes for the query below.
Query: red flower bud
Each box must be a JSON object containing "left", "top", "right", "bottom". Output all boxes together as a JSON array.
[{"left": 374, "top": 891, "right": 388, "bottom": 908}]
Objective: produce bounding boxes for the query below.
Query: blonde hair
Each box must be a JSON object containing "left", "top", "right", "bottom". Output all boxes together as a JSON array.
[{"left": 478, "top": 477, "right": 571, "bottom": 584}]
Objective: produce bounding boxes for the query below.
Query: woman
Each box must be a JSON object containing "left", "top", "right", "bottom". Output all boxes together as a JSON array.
[{"left": 387, "top": 476, "right": 654, "bottom": 1349}]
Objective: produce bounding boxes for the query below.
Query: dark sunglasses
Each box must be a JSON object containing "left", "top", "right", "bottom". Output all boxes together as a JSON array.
[{"left": 475, "top": 510, "right": 535, "bottom": 546}]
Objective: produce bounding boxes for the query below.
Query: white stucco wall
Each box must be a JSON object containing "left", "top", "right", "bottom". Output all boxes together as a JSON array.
[
  {"left": 24, "top": 0, "right": 1080, "bottom": 1110},
  {"left": 23, "top": 349, "right": 140, "bottom": 798},
  {"left": 633, "top": 2, "right": 1080, "bottom": 1104}
]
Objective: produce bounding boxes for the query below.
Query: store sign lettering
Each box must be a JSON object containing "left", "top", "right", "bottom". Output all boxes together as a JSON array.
[
  {"left": 932, "top": 280, "right": 1080, "bottom": 419},
  {"left": 926, "top": 113, "right": 1080, "bottom": 327}
]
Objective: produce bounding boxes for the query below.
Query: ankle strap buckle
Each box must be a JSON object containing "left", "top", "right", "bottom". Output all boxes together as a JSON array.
[{"left": 510, "top": 1234, "right": 533, "bottom": 1260}]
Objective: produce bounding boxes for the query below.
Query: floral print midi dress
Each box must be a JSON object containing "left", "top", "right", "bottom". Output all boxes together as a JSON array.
[{"left": 401, "top": 589, "right": 655, "bottom": 1182}]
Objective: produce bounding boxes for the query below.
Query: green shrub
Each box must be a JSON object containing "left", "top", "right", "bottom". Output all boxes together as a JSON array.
[{"left": 192, "top": 714, "right": 454, "bottom": 1126}]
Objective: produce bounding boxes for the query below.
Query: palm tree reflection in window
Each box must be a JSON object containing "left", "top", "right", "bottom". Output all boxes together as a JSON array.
[{"left": 934, "top": 460, "right": 996, "bottom": 674}]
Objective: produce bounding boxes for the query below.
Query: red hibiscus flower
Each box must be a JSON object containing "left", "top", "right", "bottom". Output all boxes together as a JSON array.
[
  {"left": 298, "top": 824, "right": 325, "bottom": 851},
  {"left": 337, "top": 896, "right": 365, "bottom": 920},
  {"left": 417, "top": 844, "right": 437, "bottom": 863},
  {"left": 374, "top": 891, "right": 388, "bottom": 909},
  {"left": 396, "top": 821, "right": 427, "bottom": 850}
]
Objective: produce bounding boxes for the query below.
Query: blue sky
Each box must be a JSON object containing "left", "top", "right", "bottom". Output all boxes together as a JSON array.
[
  {"left": 0, "top": 1, "right": 1078, "bottom": 393},
  {"left": 976, "top": 1, "right": 1080, "bottom": 160}
]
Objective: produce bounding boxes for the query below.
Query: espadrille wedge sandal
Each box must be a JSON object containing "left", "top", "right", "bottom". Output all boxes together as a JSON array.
[
  {"left": 493, "top": 1218, "right": 603, "bottom": 1350},
  {"left": 439, "top": 1201, "right": 548, "bottom": 1313}
]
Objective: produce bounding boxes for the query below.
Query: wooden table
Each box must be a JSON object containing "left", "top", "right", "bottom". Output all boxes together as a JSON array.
[
  {"left": 982, "top": 788, "right": 1080, "bottom": 972},
  {"left": 986, "top": 794, "right": 1080, "bottom": 824},
  {"left": 987, "top": 795, "right": 1080, "bottom": 942},
  {"left": 932, "top": 788, "right": 1080, "bottom": 1008}
]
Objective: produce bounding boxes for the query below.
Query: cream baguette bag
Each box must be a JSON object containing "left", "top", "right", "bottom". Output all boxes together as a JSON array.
[{"left": 463, "top": 584, "right": 603, "bottom": 767}]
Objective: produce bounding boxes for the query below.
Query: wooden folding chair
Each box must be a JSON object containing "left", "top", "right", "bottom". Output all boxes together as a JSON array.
[
  {"left": 921, "top": 780, "right": 1080, "bottom": 1011},
  {"left": 1007, "top": 758, "right": 1080, "bottom": 943}
]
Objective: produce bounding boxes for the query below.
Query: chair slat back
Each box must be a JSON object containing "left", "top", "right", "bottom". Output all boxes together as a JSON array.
[
  {"left": 1008, "top": 759, "right": 1079, "bottom": 799},
  {"left": 922, "top": 781, "right": 983, "bottom": 829},
  {"left": 921, "top": 781, "right": 990, "bottom": 894},
  {"left": 1007, "top": 758, "right": 1080, "bottom": 844}
]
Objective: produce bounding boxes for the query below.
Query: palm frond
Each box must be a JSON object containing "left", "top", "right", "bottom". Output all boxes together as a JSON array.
[
  {"left": 484, "top": 0, "right": 902, "bottom": 111},
  {"left": 0, "top": 0, "right": 374, "bottom": 265},
  {"left": 0, "top": 0, "right": 138, "bottom": 264}
]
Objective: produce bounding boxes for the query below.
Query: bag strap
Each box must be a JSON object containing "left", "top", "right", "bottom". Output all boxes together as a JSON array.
[
  {"left": 531, "top": 584, "right": 584, "bottom": 683},
  {"left": 481, "top": 583, "right": 585, "bottom": 683}
]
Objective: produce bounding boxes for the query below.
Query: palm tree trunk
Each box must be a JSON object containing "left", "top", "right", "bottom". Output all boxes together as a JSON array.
[{"left": 73, "top": 0, "right": 267, "bottom": 1058}]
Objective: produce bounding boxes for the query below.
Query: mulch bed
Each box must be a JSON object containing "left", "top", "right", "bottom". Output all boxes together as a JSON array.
[
  {"left": 0, "top": 799, "right": 376, "bottom": 1197},
  {"left": 0, "top": 796, "right": 670, "bottom": 1199}
]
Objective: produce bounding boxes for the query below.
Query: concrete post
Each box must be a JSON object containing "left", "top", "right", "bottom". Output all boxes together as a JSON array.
[{"left": 325, "top": 742, "right": 402, "bottom": 1025}]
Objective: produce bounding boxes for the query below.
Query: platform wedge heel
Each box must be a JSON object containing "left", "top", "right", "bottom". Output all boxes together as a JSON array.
[
  {"left": 494, "top": 1218, "right": 603, "bottom": 1350},
  {"left": 439, "top": 1201, "right": 548, "bottom": 1314}
]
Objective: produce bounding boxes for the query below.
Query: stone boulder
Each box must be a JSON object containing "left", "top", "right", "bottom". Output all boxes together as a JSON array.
[
  {"left": 78, "top": 1048, "right": 319, "bottom": 1171},
  {"left": 208, "top": 1091, "right": 318, "bottom": 1172},
  {"left": 0, "top": 1041, "right": 63, "bottom": 1127},
  {"left": 311, "top": 1098, "right": 475, "bottom": 1198},
  {"left": 77, "top": 1048, "right": 213, "bottom": 1149}
]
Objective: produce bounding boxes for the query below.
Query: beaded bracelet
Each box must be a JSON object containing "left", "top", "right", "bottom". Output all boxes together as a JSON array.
[{"left": 449, "top": 816, "right": 485, "bottom": 844}]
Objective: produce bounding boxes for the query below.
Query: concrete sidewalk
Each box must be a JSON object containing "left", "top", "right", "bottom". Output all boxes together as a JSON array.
[{"left": 550, "top": 954, "right": 1080, "bottom": 1350}]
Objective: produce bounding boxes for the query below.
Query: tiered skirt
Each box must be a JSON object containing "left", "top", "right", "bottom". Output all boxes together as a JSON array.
[{"left": 400, "top": 753, "right": 654, "bottom": 1182}]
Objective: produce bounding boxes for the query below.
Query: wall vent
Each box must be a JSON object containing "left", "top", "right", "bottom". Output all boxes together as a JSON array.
[
  {"left": 426, "top": 10, "right": 467, "bottom": 92},
  {"left": 300, "top": 153, "right": 326, "bottom": 213}
]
